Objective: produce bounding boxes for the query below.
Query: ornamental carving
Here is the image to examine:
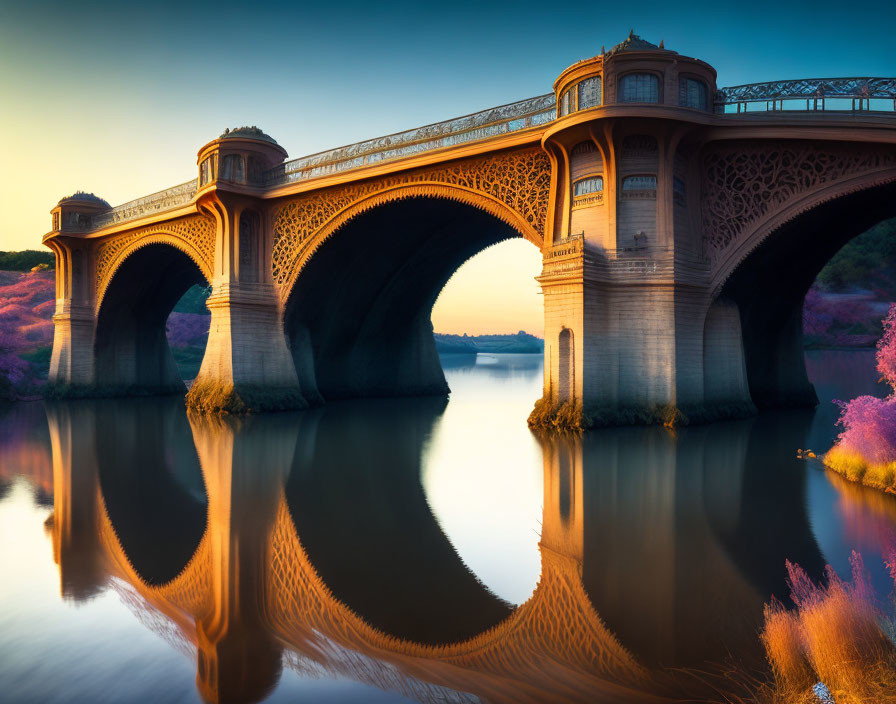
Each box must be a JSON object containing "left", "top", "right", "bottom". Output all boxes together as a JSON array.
[
  {"left": 94, "top": 214, "right": 215, "bottom": 308},
  {"left": 701, "top": 142, "right": 896, "bottom": 261},
  {"left": 270, "top": 148, "right": 551, "bottom": 291}
]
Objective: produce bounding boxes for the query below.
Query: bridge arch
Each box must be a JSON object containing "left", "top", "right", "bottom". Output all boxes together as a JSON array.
[
  {"left": 94, "top": 242, "right": 210, "bottom": 395},
  {"left": 281, "top": 192, "right": 542, "bottom": 402},
  {"left": 713, "top": 176, "right": 896, "bottom": 408},
  {"left": 94, "top": 215, "right": 216, "bottom": 310},
  {"left": 274, "top": 181, "right": 545, "bottom": 300}
]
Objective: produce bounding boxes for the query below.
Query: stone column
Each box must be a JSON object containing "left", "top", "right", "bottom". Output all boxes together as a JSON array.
[
  {"left": 47, "top": 241, "right": 97, "bottom": 394},
  {"left": 187, "top": 195, "right": 305, "bottom": 413}
]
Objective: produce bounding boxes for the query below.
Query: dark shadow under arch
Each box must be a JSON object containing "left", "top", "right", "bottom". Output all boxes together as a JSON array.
[
  {"left": 95, "top": 243, "right": 207, "bottom": 395},
  {"left": 283, "top": 196, "right": 533, "bottom": 403},
  {"left": 719, "top": 180, "right": 896, "bottom": 408}
]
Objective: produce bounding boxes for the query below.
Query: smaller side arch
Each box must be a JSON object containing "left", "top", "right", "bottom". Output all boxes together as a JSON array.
[{"left": 94, "top": 215, "right": 216, "bottom": 311}]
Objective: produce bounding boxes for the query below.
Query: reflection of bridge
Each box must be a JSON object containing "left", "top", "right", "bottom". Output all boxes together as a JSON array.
[
  {"left": 43, "top": 34, "right": 896, "bottom": 425},
  {"left": 42, "top": 397, "right": 829, "bottom": 703}
]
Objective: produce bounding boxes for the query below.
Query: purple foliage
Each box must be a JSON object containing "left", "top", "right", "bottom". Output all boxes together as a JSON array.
[
  {"left": 877, "top": 304, "right": 896, "bottom": 390},
  {"left": 832, "top": 304, "right": 896, "bottom": 465},
  {"left": 834, "top": 395, "right": 896, "bottom": 465},
  {"left": 803, "top": 285, "right": 883, "bottom": 347},
  {"left": 165, "top": 312, "right": 210, "bottom": 347}
]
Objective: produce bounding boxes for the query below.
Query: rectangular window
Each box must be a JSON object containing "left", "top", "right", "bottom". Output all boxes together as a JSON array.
[
  {"left": 620, "top": 74, "right": 659, "bottom": 103},
  {"left": 679, "top": 78, "right": 708, "bottom": 110},
  {"left": 559, "top": 88, "right": 572, "bottom": 116},
  {"left": 576, "top": 76, "right": 602, "bottom": 110},
  {"left": 574, "top": 176, "right": 603, "bottom": 196},
  {"left": 622, "top": 175, "right": 657, "bottom": 191}
]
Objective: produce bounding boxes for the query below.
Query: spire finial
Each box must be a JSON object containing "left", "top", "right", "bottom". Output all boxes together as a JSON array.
[
  {"left": 629, "top": 28, "right": 634, "bottom": 38},
  {"left": 659, "top": 39, "right": 664, "bottom": 49},
  {"left": 601, "top": 45, "right": 605, "bottom": 54}
]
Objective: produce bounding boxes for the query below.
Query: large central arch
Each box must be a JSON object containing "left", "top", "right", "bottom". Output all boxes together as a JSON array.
[{"left": 282, "top": 193, "right": 541, "bottom": 402}]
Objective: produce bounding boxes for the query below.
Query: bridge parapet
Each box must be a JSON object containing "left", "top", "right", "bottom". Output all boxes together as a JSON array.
[
  {"left": 715, "top": 76, "right": 896, "bottom": 113},
  {"left": 263, "top": 94, "right": 556, "bottom": 187}
]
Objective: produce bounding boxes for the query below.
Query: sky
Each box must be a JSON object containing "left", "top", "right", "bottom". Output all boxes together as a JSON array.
[{"left": 1, "top": 0, "right": 893, "bottom": 335}]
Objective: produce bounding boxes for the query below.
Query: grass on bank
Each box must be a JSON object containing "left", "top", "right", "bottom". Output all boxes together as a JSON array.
[
  {"left": 824, "top": 446, "right": 896, "bottom": 493},
  {"left": 760, "top": 555, "right": 896, "bottom": 704}
]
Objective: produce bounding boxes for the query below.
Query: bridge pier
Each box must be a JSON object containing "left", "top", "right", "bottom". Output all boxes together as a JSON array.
[
  {"left": 534, "top": 273, "right": 755, "bottom": 428},
  {"left": 185, "top": 153, "right": 306, "bottom": 413},
  {"left": 48, "top": 301, "right": 96, "bottom": 394},
  {"left": 187, "top": 282, "right": 306, "bottom": 413}
]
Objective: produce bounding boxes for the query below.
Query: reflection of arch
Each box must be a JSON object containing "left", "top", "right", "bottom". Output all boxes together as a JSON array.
[
  {"left": 558, "top": 327, "right": 574, "bottom": 404},
  {"left": 94, "top": 215, "right": 215, "bottom": 310},
  {"left": 285, "top": 396, "right": 512, "bottom": 645},
  {"left": 93, "top": 400, "right": 208, "bottom": 587}
]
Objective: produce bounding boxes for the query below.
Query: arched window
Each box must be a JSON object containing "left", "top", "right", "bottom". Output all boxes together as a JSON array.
[
  {"left": 559, "top": 88, "right": 572, "bottom": 116},
  {"left": 558, "top": 327, "right": 574, "bottom": 404},
  {"left": 619, "top": 73, "right": 660, "bottom": 103},
  {"left": 679, "top": 77, "right": 708, "bottom": 110},
  {"left": 573, "top": 176, "right": 603, "bottom": 197},
  {"left": 221, "top": 154, "right": 245, "bottom": 183},
  {"left": 576, "top": 75, "right": 602, "bottom": 110}
]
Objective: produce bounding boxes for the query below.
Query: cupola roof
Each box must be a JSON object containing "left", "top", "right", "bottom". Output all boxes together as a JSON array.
[{"left": 605, "top": 30, "right": 665, "bottom": 57}]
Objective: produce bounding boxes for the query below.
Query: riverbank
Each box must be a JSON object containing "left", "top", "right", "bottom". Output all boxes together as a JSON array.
[{"left": 824, "top": 446, "right": 896, "bottom": 494}]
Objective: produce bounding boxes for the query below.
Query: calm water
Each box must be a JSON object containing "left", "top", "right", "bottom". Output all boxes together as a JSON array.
[{"left": 0, "top": 351, "right": 893, "bottom": 703}]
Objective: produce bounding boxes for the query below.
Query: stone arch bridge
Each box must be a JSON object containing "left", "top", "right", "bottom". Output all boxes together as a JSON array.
[{"left": 44, "top": 34, "right": 896, "bottom": 425}]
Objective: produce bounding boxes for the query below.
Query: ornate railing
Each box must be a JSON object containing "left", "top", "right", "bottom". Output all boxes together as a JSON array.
[
  {"left": 263, "top": 94, "right": 556, "bottom": 187},
  {"left": 715, "top": 77, "right": 896, "bottom": 113},
  {"left": 88, "top": 180, "right": 197, "bottom": 230}
]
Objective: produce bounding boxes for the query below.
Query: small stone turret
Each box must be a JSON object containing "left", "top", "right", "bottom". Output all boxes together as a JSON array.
[{"left": 197, "top": 127, "right": 288, "bottom": 189}]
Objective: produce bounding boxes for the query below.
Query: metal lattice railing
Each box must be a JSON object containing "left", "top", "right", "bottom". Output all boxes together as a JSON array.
[
  {"left": 263, "top": 94, "right": 557, "bottom": 187},
  {"left": 87, "top": 180, "right": 197, "bottom": 231},
  {"left": 714, "top": 77, "right": 896, "bottom": 113}
]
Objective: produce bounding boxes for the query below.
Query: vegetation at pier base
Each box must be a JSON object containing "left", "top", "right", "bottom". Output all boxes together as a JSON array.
[
  {"left": 824, "top": 304, "right": 896, "bottom": 492},
  {"left": 760, "top": 553, "right": 896, "bottom": 703}
]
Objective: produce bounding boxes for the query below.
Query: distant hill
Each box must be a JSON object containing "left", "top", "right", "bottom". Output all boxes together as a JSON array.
[
  {"left": 0, "top": 250, "right": 54, "bottom": 272},
  {"left": 434, "top": 331, "right": 543, "bottom": 354}
]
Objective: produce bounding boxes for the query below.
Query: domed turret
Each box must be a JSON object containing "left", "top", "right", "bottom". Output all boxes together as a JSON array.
[
  {"left": 197, "top": 127, "right": 288, "bottom": 189},
  {"left": 51, "top": 191, "right": 110, "bottom": 232}
]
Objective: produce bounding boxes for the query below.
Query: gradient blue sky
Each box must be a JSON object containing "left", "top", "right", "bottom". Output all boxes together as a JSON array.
[{"left": 1, "top": 0, "right": 893, "bottom": 333}]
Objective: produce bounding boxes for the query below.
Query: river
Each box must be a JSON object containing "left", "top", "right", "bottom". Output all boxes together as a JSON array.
[{"left": 0, "top": 350, "right": 892, "bottom": 703}]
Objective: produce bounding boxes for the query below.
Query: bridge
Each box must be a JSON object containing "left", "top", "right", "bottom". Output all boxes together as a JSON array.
[
  {"left": 41, "top": 397, "right": 828, "bottom": 703},
  {"left": 43, "top": 33, "right": 896, "bottom": 426}
]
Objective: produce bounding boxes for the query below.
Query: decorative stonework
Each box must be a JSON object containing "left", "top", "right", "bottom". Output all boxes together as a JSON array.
[
  {"left": 270, "top": 148, "right": 551, "bottom": 294},
  {"left": 94, "top": 214, "right": 215, "bottom": 309},
  {"left": 701, "top": 142, "right": 896, "bottom": 262}
]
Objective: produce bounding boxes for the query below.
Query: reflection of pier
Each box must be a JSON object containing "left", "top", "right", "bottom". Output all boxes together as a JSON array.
[{"left": 43, "top": 400, "right": 828, "bottom": 703}]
